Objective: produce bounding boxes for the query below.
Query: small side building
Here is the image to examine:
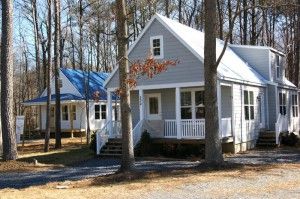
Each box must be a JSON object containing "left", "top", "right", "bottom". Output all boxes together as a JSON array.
[{"left": 23, "top": 68, "right": 119, "bottom": 137}]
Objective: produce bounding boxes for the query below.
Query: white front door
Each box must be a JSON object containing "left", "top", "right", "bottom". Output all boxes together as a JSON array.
[{"left": 145, "top": 93, "right": 162, "bottom": 120}]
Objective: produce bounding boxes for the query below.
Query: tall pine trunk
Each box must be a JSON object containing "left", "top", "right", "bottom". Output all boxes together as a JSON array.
[
  {"left": 204, "top": 0, "right": 223, "bottom": 165},
  {"left": 54, "top": 0, "right": 62, "bottom": 149},
  {"left": 116, "top": 0, "right": 135, "bottom": 172},
  {"left": 45, "top": 0, "right": 52, "bottom": 152},
  {"left": 1, "top": 0, "right": 18, "bottom": 161}
]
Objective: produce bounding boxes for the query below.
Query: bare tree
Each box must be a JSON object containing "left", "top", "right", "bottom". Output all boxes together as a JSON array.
[
  {"left": 1, "top": 0, "right": 18, "bottom": 161},
  {"left": 44, "top": 0, "right": 52, "bottom": 152},
  {"left": 204, "top": 0, "right": 223, "bottom": 165},
  {"left": 116, "top": 0, "right": 135, "bottom": 172},
  {"left": 54, "top": 0, "right": 62, "bottom": 149}
]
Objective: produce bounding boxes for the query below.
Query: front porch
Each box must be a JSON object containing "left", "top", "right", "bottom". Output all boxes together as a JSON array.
[{"left": 105, "top": 83, "right": 234, "bottom": 142}]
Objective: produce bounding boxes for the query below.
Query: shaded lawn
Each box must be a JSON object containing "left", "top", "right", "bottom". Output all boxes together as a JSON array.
[{"left": 0, "top": 138, "right": 94, "bottom": 173}]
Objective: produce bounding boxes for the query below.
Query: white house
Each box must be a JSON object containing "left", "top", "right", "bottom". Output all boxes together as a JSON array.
[
  {"left": 23, "top": 68, "right": 119, "bottom": 137},
  {"left": 99, "top": 14, "right": 299, "bottom": 154}
]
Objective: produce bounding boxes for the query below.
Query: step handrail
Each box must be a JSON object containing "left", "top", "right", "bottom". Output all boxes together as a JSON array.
[
  {"left": 96, "top": 121, "right": 111, "bottom": 155},
  {"left": 133, "top": 119, "right": 144, "bottom": 147}
]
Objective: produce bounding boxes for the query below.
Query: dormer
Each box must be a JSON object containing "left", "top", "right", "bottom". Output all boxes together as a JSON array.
[{"left": 230, "top": 45, "right": 286, "bottom": 83}]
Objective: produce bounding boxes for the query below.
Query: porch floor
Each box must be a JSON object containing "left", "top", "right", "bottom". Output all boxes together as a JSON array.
[{"left": 151, "top": 136, "right": 234, "bottom": 144}]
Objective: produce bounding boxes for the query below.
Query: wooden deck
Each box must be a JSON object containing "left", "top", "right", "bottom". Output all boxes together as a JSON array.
[{"left": 151, "top": 136, "right": 234, "bottom": 144}]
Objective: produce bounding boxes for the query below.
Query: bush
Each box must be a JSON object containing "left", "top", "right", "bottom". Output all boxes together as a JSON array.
[
  {"left": 281, "top": 132, "right": 299, "bottom": 146},
  {"left": 90, "top": 131, "right": 97, "bottom": 152},
  {"left": 135, "top": 130, "right": 152, "bottom": 156}
]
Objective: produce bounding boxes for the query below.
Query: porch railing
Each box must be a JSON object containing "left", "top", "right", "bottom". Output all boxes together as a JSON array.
[
  {"left": 275, "top": 114, "right": 288, "bottom": 145},
  {"left": 96, "top": 121, "right": 111, "bottom": 155},
  {"left": 181, "top": 119, "right": 205, "bottom": 138},
  {"left": 164, "top": 118, "right": 232, "bottom": 139}
]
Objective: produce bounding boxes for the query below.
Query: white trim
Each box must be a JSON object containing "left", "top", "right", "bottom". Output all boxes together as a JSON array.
[
  {"left": 139, "top": 89, "right": 145, "bottom": 120},
  {"left": 217, "top": 80, "right": 222, "bottom": 138},
  {"left": 150, "top": 35, "right": 164, "bottom": 59},
  {"left": 104, "top": 65, "right": 119, "bottom": 88},
  {"left": 269, "top": 51, "right": 273, "bottom": 81},
  {"left": 135, "top": 81, "right": 205, "bottom": 90},
  {"left": 229, "top": 44, "right": 285, "bottom": 56},
  {"left": 175, "top": 87, "right": 181, "bottom": 139}
]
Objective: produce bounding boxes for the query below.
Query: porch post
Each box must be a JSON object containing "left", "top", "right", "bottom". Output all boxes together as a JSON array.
[
  {"left": 176, "top": 87, "right": 181, "bottom": 139},
  {"left": 139, "top": 89, "right": 145, "bottom": 121},
  {"left": 107, "top": 90, "right": 113, "bottom": 137},
  {"left": 217, "top": 81, "right": 222, "bottom": 138}
]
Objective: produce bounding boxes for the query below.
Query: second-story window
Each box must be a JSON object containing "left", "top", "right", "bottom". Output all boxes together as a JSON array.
[
  {"left": 276, "top": 55, "right": 280, "bottom": 79},
  {"left": 279, "top": 92, "right": 286, "bottom": 115},
  {"left": 150, "top": 36, "right": 164, "bottom": 59}
]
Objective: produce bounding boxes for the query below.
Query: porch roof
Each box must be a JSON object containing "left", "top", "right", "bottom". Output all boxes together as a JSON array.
[{"left": 22, "top": 93, "right": 84, "bottom": 106}]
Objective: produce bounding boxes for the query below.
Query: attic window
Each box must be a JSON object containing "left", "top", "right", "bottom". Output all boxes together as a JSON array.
[{"left": 150, "top": 36, "right": 164, "bottom": 59}]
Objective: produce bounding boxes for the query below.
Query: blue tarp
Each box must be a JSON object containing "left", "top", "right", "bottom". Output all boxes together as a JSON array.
[
  {"left": 23, "top": 93, "right": 84, "bottom": 105},
  {"left": 61, "top": 68, "right": 118, "bottom": 100}
]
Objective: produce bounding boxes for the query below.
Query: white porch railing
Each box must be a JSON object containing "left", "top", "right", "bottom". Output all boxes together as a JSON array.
[
  {"left": 181, "top": 119, "right": 205, "bottom": 138},
  {"left": 111, "top": 121, "right": 121, "bottom": 138},
  {"left": 133, "top": 120, "right": 144, "bottom": 147},
  {"left": 221, "top": 118, "right": 232, "bottom": 138},
  {"left": 164, "top": 118, "right": 232, "bottom": 139},
  {"left": 164, "top": 119, "right": 177, "bottom": 138},
  {"left": 275, "top": 114, "right": 288, "bottom": 145},
  {"left": 96, "top": 121, "right": 111, "bottom": 155}
]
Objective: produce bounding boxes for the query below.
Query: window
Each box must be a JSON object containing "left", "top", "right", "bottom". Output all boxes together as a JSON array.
[
  {"left": 244, "top": 90, "right": 254, "bottom": 120},
  {"left": 71, "top": 105, "right": 76, "bottom": 120},
  {"left": 101, "top": 105, "right": 107, "bottom": 119},
  {"left": 62, "top": 105, "right": 69, "bottom": 120},
  {"left": 150, "top": 36, "right": 164, "bottom": 59},
  {"left": 181, "top": 91, "right": 192, "bottom": 119},
  {"left": 279, "top": 92, "right": 286, "bottom": 115},
  {"left": 195, "top": 91, "right": 205, "bottom": 119},
  {"left": 276, "top": 55, "right": 280, "bottom": 79},
  {"left": 292, "top": 94, "right": 298, "bottom": 117},
  {"left": 59, "top": 78, "right": 63, "bottom": 88},
  {"left": 180, "top": 90, "right": 205, "bottom": 119},
  {"left": 95, "top": 104, "right": 100, "bottom": 120}
]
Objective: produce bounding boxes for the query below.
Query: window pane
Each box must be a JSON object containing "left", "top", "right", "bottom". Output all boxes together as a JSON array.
[
  {"left": 195, "top": 91, "right": 205, "bottom": 106},
  {"left": 101, "top": 105, "right": 107, "bottom": 119},
  {"left": 95, "top": 113, "right": 100, "bottom": 120},
  {"left": 153, "top": 39, "right": 160, "bottom": 47},
  {"left": 181, "top": 108, "right": 192, "bottom": 119},
  {"left": 244, "top": 91, "right": 248, "bottom": 104},
  {"left": 181, "top": 92, "right": 191, "bottom": 106},
  {"left": 250, "top": 106, "right": 254, "bottom": 120},
  {"left": 244, "top": 106, "right": 249, "bottom": 120},
  {"left": 62, "top": 105, "right": 68, "bottom": 120},
  {"left": 196, "top": 107, "right": 205, "bottom": 119},
  {"left": 149, "top": 97, "right": 158, "bottom": 114},
  {"left": 153, "top": 48, "right": 160, "bottom": 56},
  {"left": 279, "top": 93, "right": 282, "bottom": 105},
  {"left": 249, "top": 91, "right": 254, "bottom": 105},
  {"left": 283, "top": 107, "right": 286, "bottom": 115},
  {"left": 283, "top": 94, "right": 286, "bottom": 105},
  {"left": 95, "top": 105, "right": 100, "bottom": 112}
]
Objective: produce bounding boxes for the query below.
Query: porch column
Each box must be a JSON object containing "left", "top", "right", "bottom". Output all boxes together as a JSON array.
[
  {"left": 139, "top": 89, "right": 145, "bottom": 121},
  {"left": 107, "top": 90, "right": 113, "bottom": 137},
  {"left": 217, "top": 81, "right": 222, "bottom": 138},
  {"left": 176, "top": 87, "right": 181, "bottom": 139}
]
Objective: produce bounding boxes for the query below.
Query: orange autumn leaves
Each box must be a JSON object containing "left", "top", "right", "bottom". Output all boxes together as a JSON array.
[{"left": 116, "top": 54, "right": 179, "bottom": 96}]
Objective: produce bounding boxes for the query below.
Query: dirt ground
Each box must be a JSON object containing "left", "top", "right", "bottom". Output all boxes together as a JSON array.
[{"left": 0, "top": 163, "right": 299, "bottom": 199}]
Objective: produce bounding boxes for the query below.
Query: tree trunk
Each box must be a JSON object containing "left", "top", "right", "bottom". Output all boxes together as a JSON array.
[
  {"left": 79, "top": 0, "right": 84, "bottom": 70},
  {"left": 178, "top": 0, "right": 182, "bottom": 23},
  {"left": 227, "top": 0, "right": 233, "bottom": 43},
  {"left": 294, "top": 0, "right": 300, "bottom": 87},
  {"left": 54, "top": 0, "right": 62, "bottom": 149},
  {"left": 1, "top": 0, "right": 18, "bottom": 161},
  {"left": 45, "top": 0, "right": 52, "bottom": 152},
  {"left": 204, "top": 0, "right": 223, "bottom": 165},
  {"left": 242, "top": 0, "right": 248, "bottom": 45},
  {"left": 116, "top": 0, "right": 135, "bottom": 172}
]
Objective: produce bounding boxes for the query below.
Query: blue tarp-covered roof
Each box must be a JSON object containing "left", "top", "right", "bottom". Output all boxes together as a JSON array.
[
  {"left": 61, "top": 68, "right": 117, "bottom": 100},
  {"left": 23, "top": 93, "right": 84, "bottom": 105}
]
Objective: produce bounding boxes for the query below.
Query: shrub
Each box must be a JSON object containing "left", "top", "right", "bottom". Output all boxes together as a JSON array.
[
  {"left": 90, "top": 131, "right": 97, "bottom": 152},
  {"left": 135, "top": 130, "right": 152, "bottom": 156},
  {"left": 281, "top": 132, "right": 299, "bottom": 146}
]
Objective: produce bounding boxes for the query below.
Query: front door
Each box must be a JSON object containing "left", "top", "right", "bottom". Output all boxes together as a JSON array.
[{"left": 145, "top": 93, "right": 162, "bottom": 120}]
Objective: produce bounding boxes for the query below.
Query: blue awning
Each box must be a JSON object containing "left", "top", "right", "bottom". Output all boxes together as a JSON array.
[{"left": 22, "top": 93, "right": 84, "bottom": 106}]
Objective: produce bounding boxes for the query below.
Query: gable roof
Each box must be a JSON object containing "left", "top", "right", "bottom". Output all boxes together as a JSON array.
[{"left": 105, "top": 13, "right": 267, "bottom": 88}]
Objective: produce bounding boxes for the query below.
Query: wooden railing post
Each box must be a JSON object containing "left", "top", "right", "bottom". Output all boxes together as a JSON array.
[{"left": 176, "top": 87, "right": 181, "bottom": 139}]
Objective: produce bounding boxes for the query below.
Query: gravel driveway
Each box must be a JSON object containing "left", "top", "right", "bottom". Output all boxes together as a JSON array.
[{"left": 0, "top": 148, "right": 299, "bottom": 190}]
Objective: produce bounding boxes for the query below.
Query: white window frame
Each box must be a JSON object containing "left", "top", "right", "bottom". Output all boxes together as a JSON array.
[
  {"left": 279, "top": 92, "right": 286, "bottom": 115},
  {"left": 244, "top": 90, "right": 255, "bottom": 121},
  {"left": 95, "top": 104, "right": 101, "bottom": 120},
  {"left": 71, "top": 104, "right": 76, "bottom": 120},
  {"left": 101, "top": 104, "right": 107, "bottom": 120},
  {"left": 292, "top": 94, "right": 298, "bottom": 118},
  {"left": 180, "top": 88, "right": 205, "bottom": 120},
  {"left": 145, "top": 93, "right": 162, "bottom": 120},
  {"left": 276, "top": 55, "right": 280, "bottom": 79},
  {"left": 62, "top": 105, "right": 69, "bottom": 121},
  {"left": 150, "top": 35, "right": 164, "bottom": 59}
]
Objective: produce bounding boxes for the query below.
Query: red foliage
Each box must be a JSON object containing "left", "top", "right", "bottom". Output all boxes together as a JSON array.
[{"left": 92, "top": 91, "right": 101, "bottom": 102}]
